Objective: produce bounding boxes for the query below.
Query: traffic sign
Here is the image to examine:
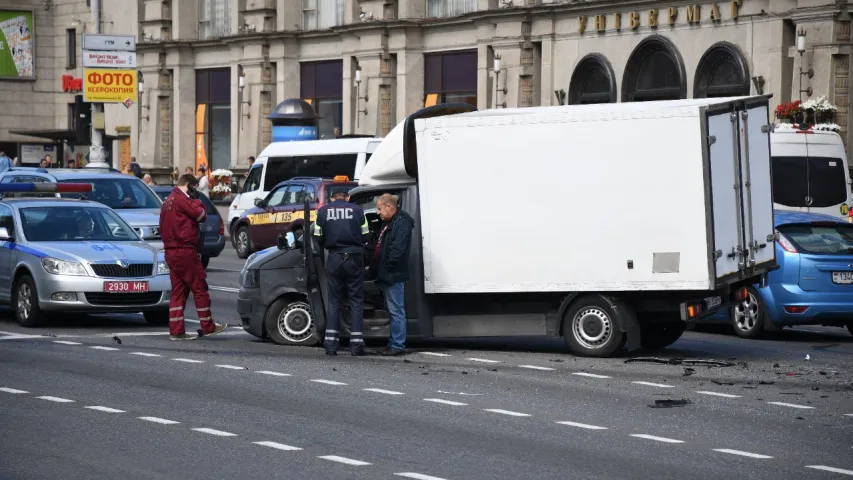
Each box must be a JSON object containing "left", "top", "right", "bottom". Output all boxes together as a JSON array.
[
  {"left": 82, "top": 51, "right": 136, "bottom": 68},
  {"left": 82, "top": 34, "right": 135, "bottom": 52},
  {"left": 83, "top": 68, "right": 138, "bottom": 106}
]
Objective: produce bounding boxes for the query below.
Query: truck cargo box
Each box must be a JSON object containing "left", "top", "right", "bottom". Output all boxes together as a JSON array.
[{"left": 359, "top": 97, "right": 776, "bottom": 294}]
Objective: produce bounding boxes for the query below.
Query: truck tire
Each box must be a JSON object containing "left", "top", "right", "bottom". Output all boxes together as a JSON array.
[
  {"left": 264, "top": 299, "right": 320, "bottom": 346},
  {"left": 731, "top": 287, "right": 766, "bottom": 339},
  {"left": 235, "top": 225, "right": 254, "bottom": 259},
  {"left": 562, "top": 295, "right": 625, "bottom": 357},
  {"left": 14, "top": 274, "right": 45, "bottom": 328},
  {"left": 640, "top": 321, "right": 686, "bottom": 350},
  {"left": 143, "top": 310, "right": 170, "bottom": 326}
]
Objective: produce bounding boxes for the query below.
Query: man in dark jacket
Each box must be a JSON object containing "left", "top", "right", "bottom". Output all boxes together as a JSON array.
[
  {"left": 160, "top": 174, "right": 227, "bottom": 340},
  {"left": 371, "top": 193, "right": 414, "bottom": 355}
]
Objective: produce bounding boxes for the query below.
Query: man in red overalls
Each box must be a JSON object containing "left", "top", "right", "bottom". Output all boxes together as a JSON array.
[{"left": 159, "top": 174, "right": 227, "bottom": 340}]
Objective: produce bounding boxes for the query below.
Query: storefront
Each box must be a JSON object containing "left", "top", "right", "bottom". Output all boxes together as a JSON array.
[{"left": 195, "top": 68, "right": 232, "bottom": 173}]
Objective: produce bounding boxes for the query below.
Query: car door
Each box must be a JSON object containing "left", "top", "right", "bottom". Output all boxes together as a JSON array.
[
  {"left": 274, "top": 184, "right": 306, "bottom": 238},
  {"left": 250, "top": 184, "right": 288, "bottom": 249},
  {"left": 0, "top": 205, "right": 16, "bottom": 300}
]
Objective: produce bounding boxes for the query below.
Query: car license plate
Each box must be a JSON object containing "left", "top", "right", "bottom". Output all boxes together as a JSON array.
[
  {"left": 832, "top": 272, "right": 853, "bottom": 284},
  {"left": 104, "top": 281, "right": 149, "bottom": 293},
  {"left": 704, "top": 296, "right": 722, "bottom": 309}
]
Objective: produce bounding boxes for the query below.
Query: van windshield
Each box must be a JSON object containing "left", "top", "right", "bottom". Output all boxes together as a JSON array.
[
  {"left": 771, "top": 156, "right": 847, "bottom": 208},
  {"left": 266, "top": 154, "right": 358, "bottom": 187}
]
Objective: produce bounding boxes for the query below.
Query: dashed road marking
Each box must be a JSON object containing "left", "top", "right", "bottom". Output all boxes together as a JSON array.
[
  {"left": 215, "top": 365, "right": 245, "bottom": 370},
  {"left": 311, "top": 379, "right": 348, "bottom": 386},
  {"left": 423, "top": 398, "right": 468, "bottom": 406},
  {"left": 572, "top": 372, "right": 611, "bottom": 379},
  {"left": 90, "top": 346, "right": 119, "bottom": 351},
  {"left": 713, "top": 449, "right": 773, "bottom": 459},
  {"left": 192, "top": 428, "right": 237, "bottom": 437},
  {"left": 210, "top": 286, "right": 240, "bottom": 293},
  {"left": 632, "top": 381, "right": 674, "bottom": 388},
  {"left": 85, "top": 406, "right": 125, "bottom": 413},
  {"left": 37, "top": 396, "right": 75, "bottom": 403},
  {"left": 139, "top": 416, "right": 180, "bottom": 425},
  {"left": 484, "top": 409, "right": 531, "bottom": 417},
  {"left": 417, "top": 352, "right": 451, "bottom": 357},
  {"left": 696, "top": 391, "right": 741, "bottom": 399},
  {"left": 466, "top": 358, "right": 500, "bottom": 363},
  {"left": 318, "top": 455, "right": 371, "bottom": 466},
  {"left": 843, "top": 414, "right": 852, "bottom": 417},
  {"left": 556, "top": 421, "right": 608, "bottom": 430},
  {"left": 767, "top": 401, "right": 815, "bottom": 410},
  {"left": 0, "top": 387, "right": 29, "bottom": 394},
  {"left": 253, "top": 441, "right": 303, "bottom": 451},
  {"left": 172, "top": 358, "right": 204, "bottom": 363},
  {"left": 806, "top": 466, "right": 853, "bottom": 476},
  {"left": 363, "top": 388, "right": 404, "bottom": 395},
  {"left": 130, "top": 352, "right": 162, "bottom": 357},
  {"left": 630, "top": 434, "right": 684, "bottom": 444},
  {"left": 257, "top": 371, "right": 291, "bottom": 377},
  {"left": 53, "top": 341, "right": 81, "bottom": 345},
  {"left": 395, "top": 473, "right": 448, "bottom": 480},
  {"left": 518, "top": 365, "right": 556, "bottom": 371}
]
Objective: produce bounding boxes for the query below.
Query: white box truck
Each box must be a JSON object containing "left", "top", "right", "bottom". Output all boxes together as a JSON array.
[{"left": 237, "top": 97, "right": 778, "bottom": 357}]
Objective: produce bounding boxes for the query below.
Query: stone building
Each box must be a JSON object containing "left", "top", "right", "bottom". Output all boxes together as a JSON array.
[
  {"left": 136, "top": 0, "right": 851, "bottom": 176},
  {"left": 0, "top": 0, "right": 137, "bottom": 167}
]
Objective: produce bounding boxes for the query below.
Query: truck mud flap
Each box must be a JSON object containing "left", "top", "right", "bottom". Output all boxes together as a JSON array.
[{"left": 599, "top": 294, "right": 642, "bottom": 352}]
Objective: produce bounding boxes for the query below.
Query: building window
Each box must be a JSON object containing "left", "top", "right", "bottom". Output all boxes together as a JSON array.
[
  {"left": 427, "top": 0, "right": 477, "bottom": 18},
  {"left": 569, "top": 54, "right": 617, "bottom": 105},
  {"left": 694, "top": 42, "right": 751, "bottom": 99},
  {"left": 301, "top": 60, "right": 343, "bottom": 139},
  {"left": 66, "top": 28, "right": 76, "bottom": 69},
  {"left": 303, "top": 0, "right": 344, "bottom": 30},
  {"left": 622, "top": 35, "right": 686, "bottom": 102},
  {"left": 199, "top": 0, "right": 232, "bottom": 39},
  {"left": 195, "top": 68, "right": 232, "bottom": 172},
  {"left": 424, "top": 50, "right": 477, "bottom": 108}
]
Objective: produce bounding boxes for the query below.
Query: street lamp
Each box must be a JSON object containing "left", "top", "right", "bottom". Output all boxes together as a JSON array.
[
  {"left": 797, "top": 28, "right": 813, "bottom": 101},
  {"left": 493, "top": 54, "right": 506, "bottom": 108},
  {"left": 238, "top": 72, "right": 246, "bottom": 92}
]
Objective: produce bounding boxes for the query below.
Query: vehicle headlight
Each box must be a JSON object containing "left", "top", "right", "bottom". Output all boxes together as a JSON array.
[
  {"left": 41, "top": 257, "right": 88, "bottom": 276},
  {"left": 156, "top": 261, "right": 170, "bottom": 275},
  {"left": 239, "top": 269, "right": 260, "bottom": 288}
]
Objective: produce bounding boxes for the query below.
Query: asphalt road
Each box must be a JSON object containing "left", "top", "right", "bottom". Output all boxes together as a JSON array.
[{"left": 1, "top": 246, "right": 852, "bottom": 479}]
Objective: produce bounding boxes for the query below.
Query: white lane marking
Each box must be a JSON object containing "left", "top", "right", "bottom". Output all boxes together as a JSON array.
[
  {"left": 37, "top": 396, "right": 75, "bottom": 403},
  {"left": 630, "top": 434, "right": 684, "bottom": 444},
  {"left": 696, "top": 391, "right": 741, "bottom": 398},
  {"left": 138, "top": 416, "right": 180, "bottom": 425},
  {"left": 845, "top": 414, "right": 853, "bottom": 417},
  {"left": 54, "top": 340, "right": 82, "bottom": 345},
  {"left": 572, "top": 372, "right": 611, "bottom": 379},
  {"left": 363, "top": 388, "right": 404, "bottom": 395},
  {"left": 311, "top": 379, "right": 347, "bottom": 386},
  {"left": 466, "top": 357, "right": 500, "bottom": 363},
  {"left": 90, "top": 346, "right": 119, "bottom": 351},
  {"left": 85, "top": 406, "right": 125, "bottom": 413},
  {"left": 423, "top": 398, "right": 468, "bottom": 406},
  {"left": 130, "top": 352, "right": 162, "bottom": 357},
  {"left": 632, "top": 381, "right": 674, "bottom": 388},
  {"left": 257, "top": 371, "right": 291, "bottom": 377},
  {"left": 518, "top": 365, "right": 556, "bottom": 371},
  {"left": 0, "top": 387, "right": 29, "bottom": 394},
  {"left": 0, "top": 333, "right": 45, "bottom": 340},
  {"left": 215, "top": 365, "right": 245, "bottom": 370},
  {"left": 395, "top": 473, "right": 448, "bottom": 480},
  {"left": 556, "top": 421, "right": 608, "bottom": 430},
  {"left": 418, "top": 352, "right": 451, "bottom": 357},
  {"left": 806, "top": 466, "right": 853, "bottom": 476},
  {"left": 318, "top": 455, "right": 371, "bottom": 466},
  {"left": 483, "top": 409, "right": 531, "bottom": 417},
  {"left": 172, "top": 358, "right": 204, "bottom": 363},
  {"left": 767, "top": 401, "right": 815, "bottom": 410},
  {"left": 210, "top": 286, "right": 240, "bottom": 293},
  {"left": 253, "top": 441, "right": 303, "bottom": 451},
  {"left": 192, "top": 428, "right": 237, "bottom": 437},
  {"left": 713, "top": 449, "right": 773, "bottom": 459}
]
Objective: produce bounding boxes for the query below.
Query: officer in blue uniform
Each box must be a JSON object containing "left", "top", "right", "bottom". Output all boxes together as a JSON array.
[{"left": 313, "top": 188, "right": 370, "bottom": 356}]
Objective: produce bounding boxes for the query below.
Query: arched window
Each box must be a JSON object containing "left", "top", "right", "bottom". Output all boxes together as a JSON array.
[
  {"left": 622, "top": 35, "right": 686, "bottom": 102},
  {"left": 569, "top": 54, "right": 617, "bottom": 104},
  {"left": 694, "top": 42, "right": 751, "bottom": 98}
]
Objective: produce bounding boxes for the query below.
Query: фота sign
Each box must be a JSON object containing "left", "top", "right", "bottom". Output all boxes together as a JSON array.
[{"left": 83, "top": 68, "right": 138, "bottom": 107}]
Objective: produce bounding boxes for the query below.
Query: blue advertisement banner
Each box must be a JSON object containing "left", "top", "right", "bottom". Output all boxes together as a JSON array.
[{"left": 272, "top": 126, "right": 318, "bottom": 142}]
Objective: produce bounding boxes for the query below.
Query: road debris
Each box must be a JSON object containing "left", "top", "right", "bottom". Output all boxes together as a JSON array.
[
  {"left": 625, "top": 357, "right": 735, "bottom": 367},
  {"left": 648, "top": 399, "right": 692, "bottom": 408},
  {"left": 112, "top": 335, "right": 122, "bottom": 345}
]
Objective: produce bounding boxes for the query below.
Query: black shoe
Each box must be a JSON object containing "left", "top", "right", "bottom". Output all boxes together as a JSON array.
[
  {"left": 325, "top": 350, "right": 337, "bottom": 356},
  {"left": 375, "top": 345, "right": 392, "bottom": 354},
  {"left": 379, "top": 347, "right": 405, "bottom": 356},
  {"left": 351, "top": 349, "right": 367, "bottom": 356}
]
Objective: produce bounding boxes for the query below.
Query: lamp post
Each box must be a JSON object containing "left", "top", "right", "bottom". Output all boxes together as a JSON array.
[
  {"left": 797, "top": 29, "right": 814, "bottom": 102},
  {"left": 493, "top": 54, "right": 506, "bottom": 108}
]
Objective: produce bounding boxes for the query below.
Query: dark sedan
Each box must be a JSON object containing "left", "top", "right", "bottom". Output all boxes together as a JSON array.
[{"left": 151, "top": 186, "right": 226, "bottom": 268}]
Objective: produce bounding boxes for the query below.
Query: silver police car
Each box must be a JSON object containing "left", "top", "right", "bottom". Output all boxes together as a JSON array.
[{"left": 0, "top": 196, "right": 171, "bottom": 327}]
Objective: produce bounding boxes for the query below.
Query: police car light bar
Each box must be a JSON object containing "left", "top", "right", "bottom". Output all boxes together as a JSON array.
[{"left": 0, "top": 182, "right": 93, "bottom": 193}]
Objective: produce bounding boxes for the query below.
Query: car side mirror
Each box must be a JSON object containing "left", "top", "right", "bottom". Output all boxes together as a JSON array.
[
  {"left": 254, "top": 197, "right": 266, "bottom": 207},
  {"left": 278, "top": 232, "right": 296, "bottom": 250},
  {"left": 0, "top": 227, "right": 13, "bottom": 242}
]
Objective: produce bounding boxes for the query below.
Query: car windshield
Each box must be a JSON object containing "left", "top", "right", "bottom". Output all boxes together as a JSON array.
[
  {"left": 20, "top": 206, "right": 140, "bottom": 242},
  {"left": 57, "top": 178, "right": 162, "bottom": 209},
  {"left": 778, "top": 222, "right": 853, "bottom": 255}
]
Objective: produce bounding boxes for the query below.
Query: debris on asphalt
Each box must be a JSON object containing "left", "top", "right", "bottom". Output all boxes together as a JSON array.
[
  {"left": 403, "top": 359, "right": 412, "bottom": 363},
  {"left": 683, "top": 368, "right": 696, "bottom": 376},
  {"left": 805, "top": 354, "right": 810, "bottom": 361},
  {"left": 773, "top": 363, "right": 780, "bottom": 368},
  {"left": 112, "top": 335, "right": 122, "bottom": 345},
  {"left": 461, "top": 371, "right": 468, "bottom": 375},
  {"left": 711, "top": 380, "right": 734, "bottom": 385},
  {"left": 625, "top": 357, "right": 735, "bottom": 367},
  {"left": 488, "top": 368, "right": 498, "bottom": 372},
  {"left": 759, "top": 381, "right": 775, "bottom": 385},
  {"left": 550, "top": 358, "right": 565, "bottom": 363},
  {"left": 648, "top": 399, "right": 691, "bottom": 408}
]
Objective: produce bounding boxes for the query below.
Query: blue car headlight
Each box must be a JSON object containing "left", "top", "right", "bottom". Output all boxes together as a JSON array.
[
  {"left": 41, "top": 257, "right": 88, "bottom": 276},
  {"left": 239, "top": 269, "right": 260, "bottom": 288},
  {"left": 156, "top": 261, "right": 170, "bottom": 275}
]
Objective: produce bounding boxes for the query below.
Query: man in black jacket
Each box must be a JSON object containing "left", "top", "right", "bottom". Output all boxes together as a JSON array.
[{"left": 371, "top": 193, "right": 415, "bottom": 356}]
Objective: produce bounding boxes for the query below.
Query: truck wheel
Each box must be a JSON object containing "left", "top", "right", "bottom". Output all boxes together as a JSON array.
[
  {"left": 14, "top": 274, "right": 45, "bottom": 328},
  {"left": 562, "top": 295, "right": 625, "bottom": 357},
  {"left": 235, "top": 225, "right": 253, "bottom": 259},
  {"left": 731, "top": 287, "right": 766, "bottom": 339},
  {"left": 264, "top": 299, "right": 320, "bottom": 346},
  {"left": 143, "top": 310, "right": 170, "bottom": 326},
  {"left": 640, "top": 321, "right": 686, "bottom": 349}
]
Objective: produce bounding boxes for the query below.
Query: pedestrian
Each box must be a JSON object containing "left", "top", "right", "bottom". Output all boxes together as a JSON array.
[
  {"left": 159, "top": 173, "right": 227, "bottom": 340},
  {"left": 371, "top": 193, "right": 414, "bottom": 356},
  {"left": 67, "top": 159, "right": 77, "bottom": 169},
  {"left": 0, "top": 151, "right": 11, "bottom": 174},
  {"left": 313, "top": 187, "right": 370, "bottom": 356},
  {"left": 197, "top": 164, "right": 210, "bottom": 197},
  {"left": 129, "top": 156, "right": 143, "bottom": 178},
  {"left": 143, "top": 173, "right": 155, "bottom": 186},
  {"left": 247, "top": 156, "right": 255, "bottom": 168},
  {"left": 184, "top": 166, "right": 193, "bottom": 175}
]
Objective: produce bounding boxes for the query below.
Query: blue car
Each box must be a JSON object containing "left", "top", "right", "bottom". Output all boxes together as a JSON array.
[{"left": 704, "top": 210, "right": 853, "bottom": 338}]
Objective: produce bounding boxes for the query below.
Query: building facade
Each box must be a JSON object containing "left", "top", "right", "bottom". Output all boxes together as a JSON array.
[
  {"left": 0, "top": 0, "right": 138, "bottom": 167},
  {"left": 136, "top": 0, "right": 853, "bottom": 174}
]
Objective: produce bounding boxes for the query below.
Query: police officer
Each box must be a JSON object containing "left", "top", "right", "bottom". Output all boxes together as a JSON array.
[{"left": 314, "top": 188, "right": 369, "bottom": 356}]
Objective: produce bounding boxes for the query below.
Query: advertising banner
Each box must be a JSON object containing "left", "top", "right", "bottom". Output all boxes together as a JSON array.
[
  {"left": 272, "top": 126, "right": 318, "bottom": 142},
  {"left": 83, "top": 68, "right": 138, "bottom": 106},
  {"left": 0, "top": 10, "right": 34, "bottom": 78}
]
